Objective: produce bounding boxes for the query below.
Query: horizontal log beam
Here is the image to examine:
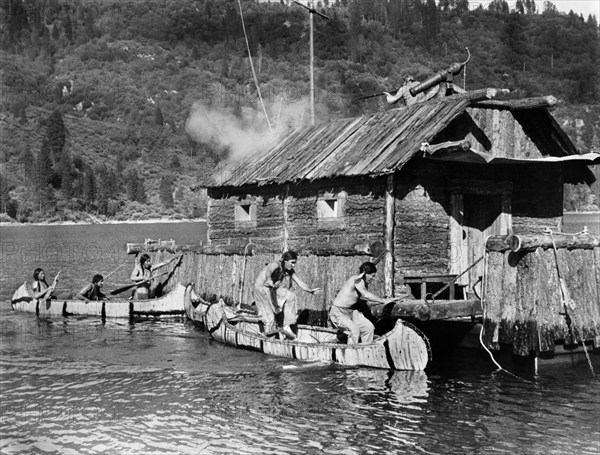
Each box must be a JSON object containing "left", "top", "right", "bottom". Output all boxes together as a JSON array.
[
  {"left": 471, "top": 95, "right": 557, "bottom": 111},
  {"left": 294, "top": 240, "right": 382, "bottom": 257},
  {"left": 486, "top": 233, "right": 600, "bottom": 253},
  {"left": 369, "top": 299, "right": 482, "bottom": 321}
]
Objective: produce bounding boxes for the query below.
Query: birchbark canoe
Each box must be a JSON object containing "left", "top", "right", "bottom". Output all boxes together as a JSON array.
[
  {"left": 184, "top": 285, "right": 431, "bottom": 370},
  {"left": 11, "top": 282, "right": 187, "bottom": 319}
]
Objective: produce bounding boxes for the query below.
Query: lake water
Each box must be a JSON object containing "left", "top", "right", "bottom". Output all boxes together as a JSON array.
[
  {"left": 563, "top": 212, "right": 600, "bottom": 235},
  {"left": 1, "top": 223, "right": 599, "bottom": 454}
]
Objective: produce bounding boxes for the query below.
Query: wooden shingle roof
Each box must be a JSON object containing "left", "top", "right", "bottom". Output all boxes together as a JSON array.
[{"left": 206, "top": 94, "right": 578, "bottom": 188}]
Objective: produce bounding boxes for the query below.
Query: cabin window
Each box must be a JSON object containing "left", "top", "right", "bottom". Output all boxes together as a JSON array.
[
  {"left": 317, "top": 192, "right": 346, "bottom": 228},
  {"left": 317, "top": 199, "right": 338, "bottom": 218},
  {"left": 235, "top": 201, "right": 257, "bottom": 228}
]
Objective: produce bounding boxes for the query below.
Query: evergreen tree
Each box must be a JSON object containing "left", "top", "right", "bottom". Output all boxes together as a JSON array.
[
  {"left": 159, "top": 176, "right": 174, "bottom": 208},
  {"left": 36, "top": 143, "right": 54, "bottom": 190},
  {"left": 515, "top": 0, "right": 525, "bottom": 14},
  {"left": 64, "top": 10, "right": 73, "bottom": 42},
  {"left": 126, "top": 169, "right": 147, "bottom": 203},
  {"left": 43, "top": 111, "right": 67, "bottom": 165},
  {"left": 154, "top": 105, "right": 164, "bottom": 126},
  {"left": 524, "top": 0, "right": 537, "bottom": 14},
  {"left": 0, "top": 170, "right": 8, "bottom": 214},
  {"left": 58, "top": 152, "right": 74, "bottom": 197},
  {"left": 83, "top": 165, "right": 96, "bottom": 209}
]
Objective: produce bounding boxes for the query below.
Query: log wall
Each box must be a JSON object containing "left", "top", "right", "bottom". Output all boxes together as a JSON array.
[
  {"left": 483, "top": 247, "right": 600, "bottom": 355},
  {"left": 208, "top": 177, "right": 386, "bottom": 255},
  {"left": 286, "top": 178, "right": 386, "bottom": 253},
  {"left": 208, "top": 186, "right": 284, "bottom": 254}
]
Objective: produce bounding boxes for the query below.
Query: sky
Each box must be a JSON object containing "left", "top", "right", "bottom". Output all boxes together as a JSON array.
[
  {"left": 272, "top": 1, "right": 599, "bottom": 20},
  {"left": 551, "top": 0, "right": 599, "bottom": 18},
  {"left": 468, "top": 0, "right": 599, "bottom": 18}
]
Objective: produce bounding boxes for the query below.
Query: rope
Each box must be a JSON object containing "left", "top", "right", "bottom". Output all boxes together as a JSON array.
[
  {"left": 480, "top": 235, "right": 532, "bottom": 383},
  {"left": 546, "top": 229, "right": 595, "bottom": 377},
  {"left": 236, "top": 0, "right": 273, "bottom": 134},
  {"left": 237, "top": 240, "right": 255, "bottom": 309},
  {"left": 103, "top": 254, "right": 136, "bottom": 281}
]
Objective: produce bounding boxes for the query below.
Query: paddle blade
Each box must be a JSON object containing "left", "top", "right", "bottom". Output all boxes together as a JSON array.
[
  {"left": 368, "top": 240, "right": 386, "bottom": 259},
  {"left": 110, "top": 283, "right": 136, "bottom": 296}
]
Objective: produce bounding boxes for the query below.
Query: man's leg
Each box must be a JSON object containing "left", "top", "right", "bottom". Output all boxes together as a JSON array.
[
  {"left": 329, "top": 306, "right": 361, "bottom": 344},
  {"left": 253, "top": 286, "right": 276, "bottom": 334},
  {"left": 352, "top": 310, "right": 375, "bottom": 343},
  {"left": 276, "top": 288, "right": 297, "bottom": 339},
  {"left": 278, "top": 288, "right": 297, "bottom": 327}
]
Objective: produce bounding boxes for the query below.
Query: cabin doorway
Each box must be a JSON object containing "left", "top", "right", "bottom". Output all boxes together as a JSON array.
[{"left": 450, "top": 184, "right": 512, "bottom": 294}]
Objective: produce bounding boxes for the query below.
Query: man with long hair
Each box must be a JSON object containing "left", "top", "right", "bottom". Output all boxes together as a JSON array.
[
  {"left": 31, "top": 268, "right": 60, "bottom": 301},
  {"left": 253, "top": 250, "right": 322, "bottom": 339}
]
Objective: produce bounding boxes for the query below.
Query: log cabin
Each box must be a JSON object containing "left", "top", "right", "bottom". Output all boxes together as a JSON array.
[{"left": 134, "top": 88, "right": 600, "bottom": 366}]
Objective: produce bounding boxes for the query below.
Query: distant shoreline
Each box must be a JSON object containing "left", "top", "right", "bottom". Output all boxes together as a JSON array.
[{"left": 0, "top": 218, "right": 206, "bottom": 227}]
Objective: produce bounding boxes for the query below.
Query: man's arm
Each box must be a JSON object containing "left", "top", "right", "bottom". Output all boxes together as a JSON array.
[
  {"left": 355, "top": 280, "right": 398, "bottom": 305},
  {"left": 291, "top": 274, "right": 322, "bottom": 294},
  {"left": 76, "top": 284, "right": 93, "bottom": 301},
  {"left": 33, "top": 273, "right": 60, "bottom": 300}
]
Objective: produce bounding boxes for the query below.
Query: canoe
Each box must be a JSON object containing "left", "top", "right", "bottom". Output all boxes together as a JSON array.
[
  {"left": 184, "top": 285, "right": 431, "bottom": 370},
  {"left": 11, "top": 282, "right": 187, "bottom": 319}
]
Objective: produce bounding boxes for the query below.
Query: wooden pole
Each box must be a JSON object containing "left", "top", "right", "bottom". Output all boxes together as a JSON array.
[
  {"left": 385, "top": 174, "right": 395, "bottom": 297},
  {"left": 282, "top": 184, "right": 289, "bottom": 252},
  {"left": 485, "top": 233, "right": 600, "bottom": 253},
  {"left": 309, "top": 0, "right": 315, "bottom": 126},
  {"left": 368, "top": 299, "right": 482, "bottom": 321}
]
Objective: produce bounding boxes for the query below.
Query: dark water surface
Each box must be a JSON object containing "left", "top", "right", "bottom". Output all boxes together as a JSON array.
[{"left": 1, "top": 223, "right": 599, "bottom": 454}]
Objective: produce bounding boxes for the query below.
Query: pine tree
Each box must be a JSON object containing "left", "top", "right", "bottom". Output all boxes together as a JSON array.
[
  {"left": 159, "top": 176, "right": 174, "bottom": 208},
  {"left": 154, "top": 105, "right": 164, "bottom": 126},
  {"left": 43, "top": 111, "right": 67, "bottom": 165},
  {"left": 83, "top": 166, "right": 96, "bottom": 209},
  {"left": 64, "top": 10, "right": 73, "bottom": 42}
]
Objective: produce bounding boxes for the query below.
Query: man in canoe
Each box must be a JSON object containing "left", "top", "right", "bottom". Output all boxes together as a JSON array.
[
  {"left": 329, "top": 262, "right": 399, "bottom": 344},
  {"left": 31, "top": 268, "right": 60, "bottom": 300},
  {"left": 129, "top": 253, "right": 175, "bottom": 299},
  {"left": 254, "top": 250, "right": 322, "bottom": 340},
  {"left": 76, "top": 274, "right": 109, "bottom": 301}
]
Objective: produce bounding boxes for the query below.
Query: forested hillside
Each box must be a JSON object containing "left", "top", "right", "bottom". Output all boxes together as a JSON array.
[{"left": 1, "top": 0, "right": 599, "bottom": 223}]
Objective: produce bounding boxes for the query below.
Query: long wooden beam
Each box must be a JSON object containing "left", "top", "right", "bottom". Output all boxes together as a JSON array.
[
  {"left": 384, "top": 174, "right": 395, "bottom": 296},
  {"left": 369, "top": 299, "right": 482, "bottom": 321},
  {"left": 486, "top": 233, "right": 600, "bottom": 253},
  {"left": 471, "top": 95, "right": 557, "bottom": 110}
]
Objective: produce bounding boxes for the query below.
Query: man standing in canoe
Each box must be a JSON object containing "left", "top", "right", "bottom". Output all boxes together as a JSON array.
[
  {"left": 329, "top": 262, "right": 399, "bottom": 344},
  {"left": 254, "top": 250, "right": 322, "bottom": 340}
]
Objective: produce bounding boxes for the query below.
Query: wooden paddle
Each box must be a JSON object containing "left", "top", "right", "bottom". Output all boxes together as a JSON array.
[{"left": 109, "top": 270, "right": 171, "bottom": 295}]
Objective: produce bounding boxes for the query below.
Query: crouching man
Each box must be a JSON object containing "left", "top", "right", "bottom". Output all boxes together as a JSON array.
[{"left": 329, "top": 262, "right": 398, "bottom": 344}]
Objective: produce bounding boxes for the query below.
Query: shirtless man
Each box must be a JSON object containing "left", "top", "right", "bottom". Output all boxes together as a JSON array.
[
  {"left": 329, "top": 262, "right": 398, "bottom": 344},
  {"left": 254, "top": 250, "right": 322, "bottom": 339}
]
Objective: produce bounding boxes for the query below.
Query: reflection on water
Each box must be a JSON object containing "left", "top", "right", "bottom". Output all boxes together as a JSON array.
[{"left": 1, "top": 223, "right": 599, "bottom": 454}]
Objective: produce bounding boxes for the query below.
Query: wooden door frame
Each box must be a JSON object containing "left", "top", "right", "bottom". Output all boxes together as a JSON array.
[{"left": 449, "top": 180, "right": 512, "bottom": 285}]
